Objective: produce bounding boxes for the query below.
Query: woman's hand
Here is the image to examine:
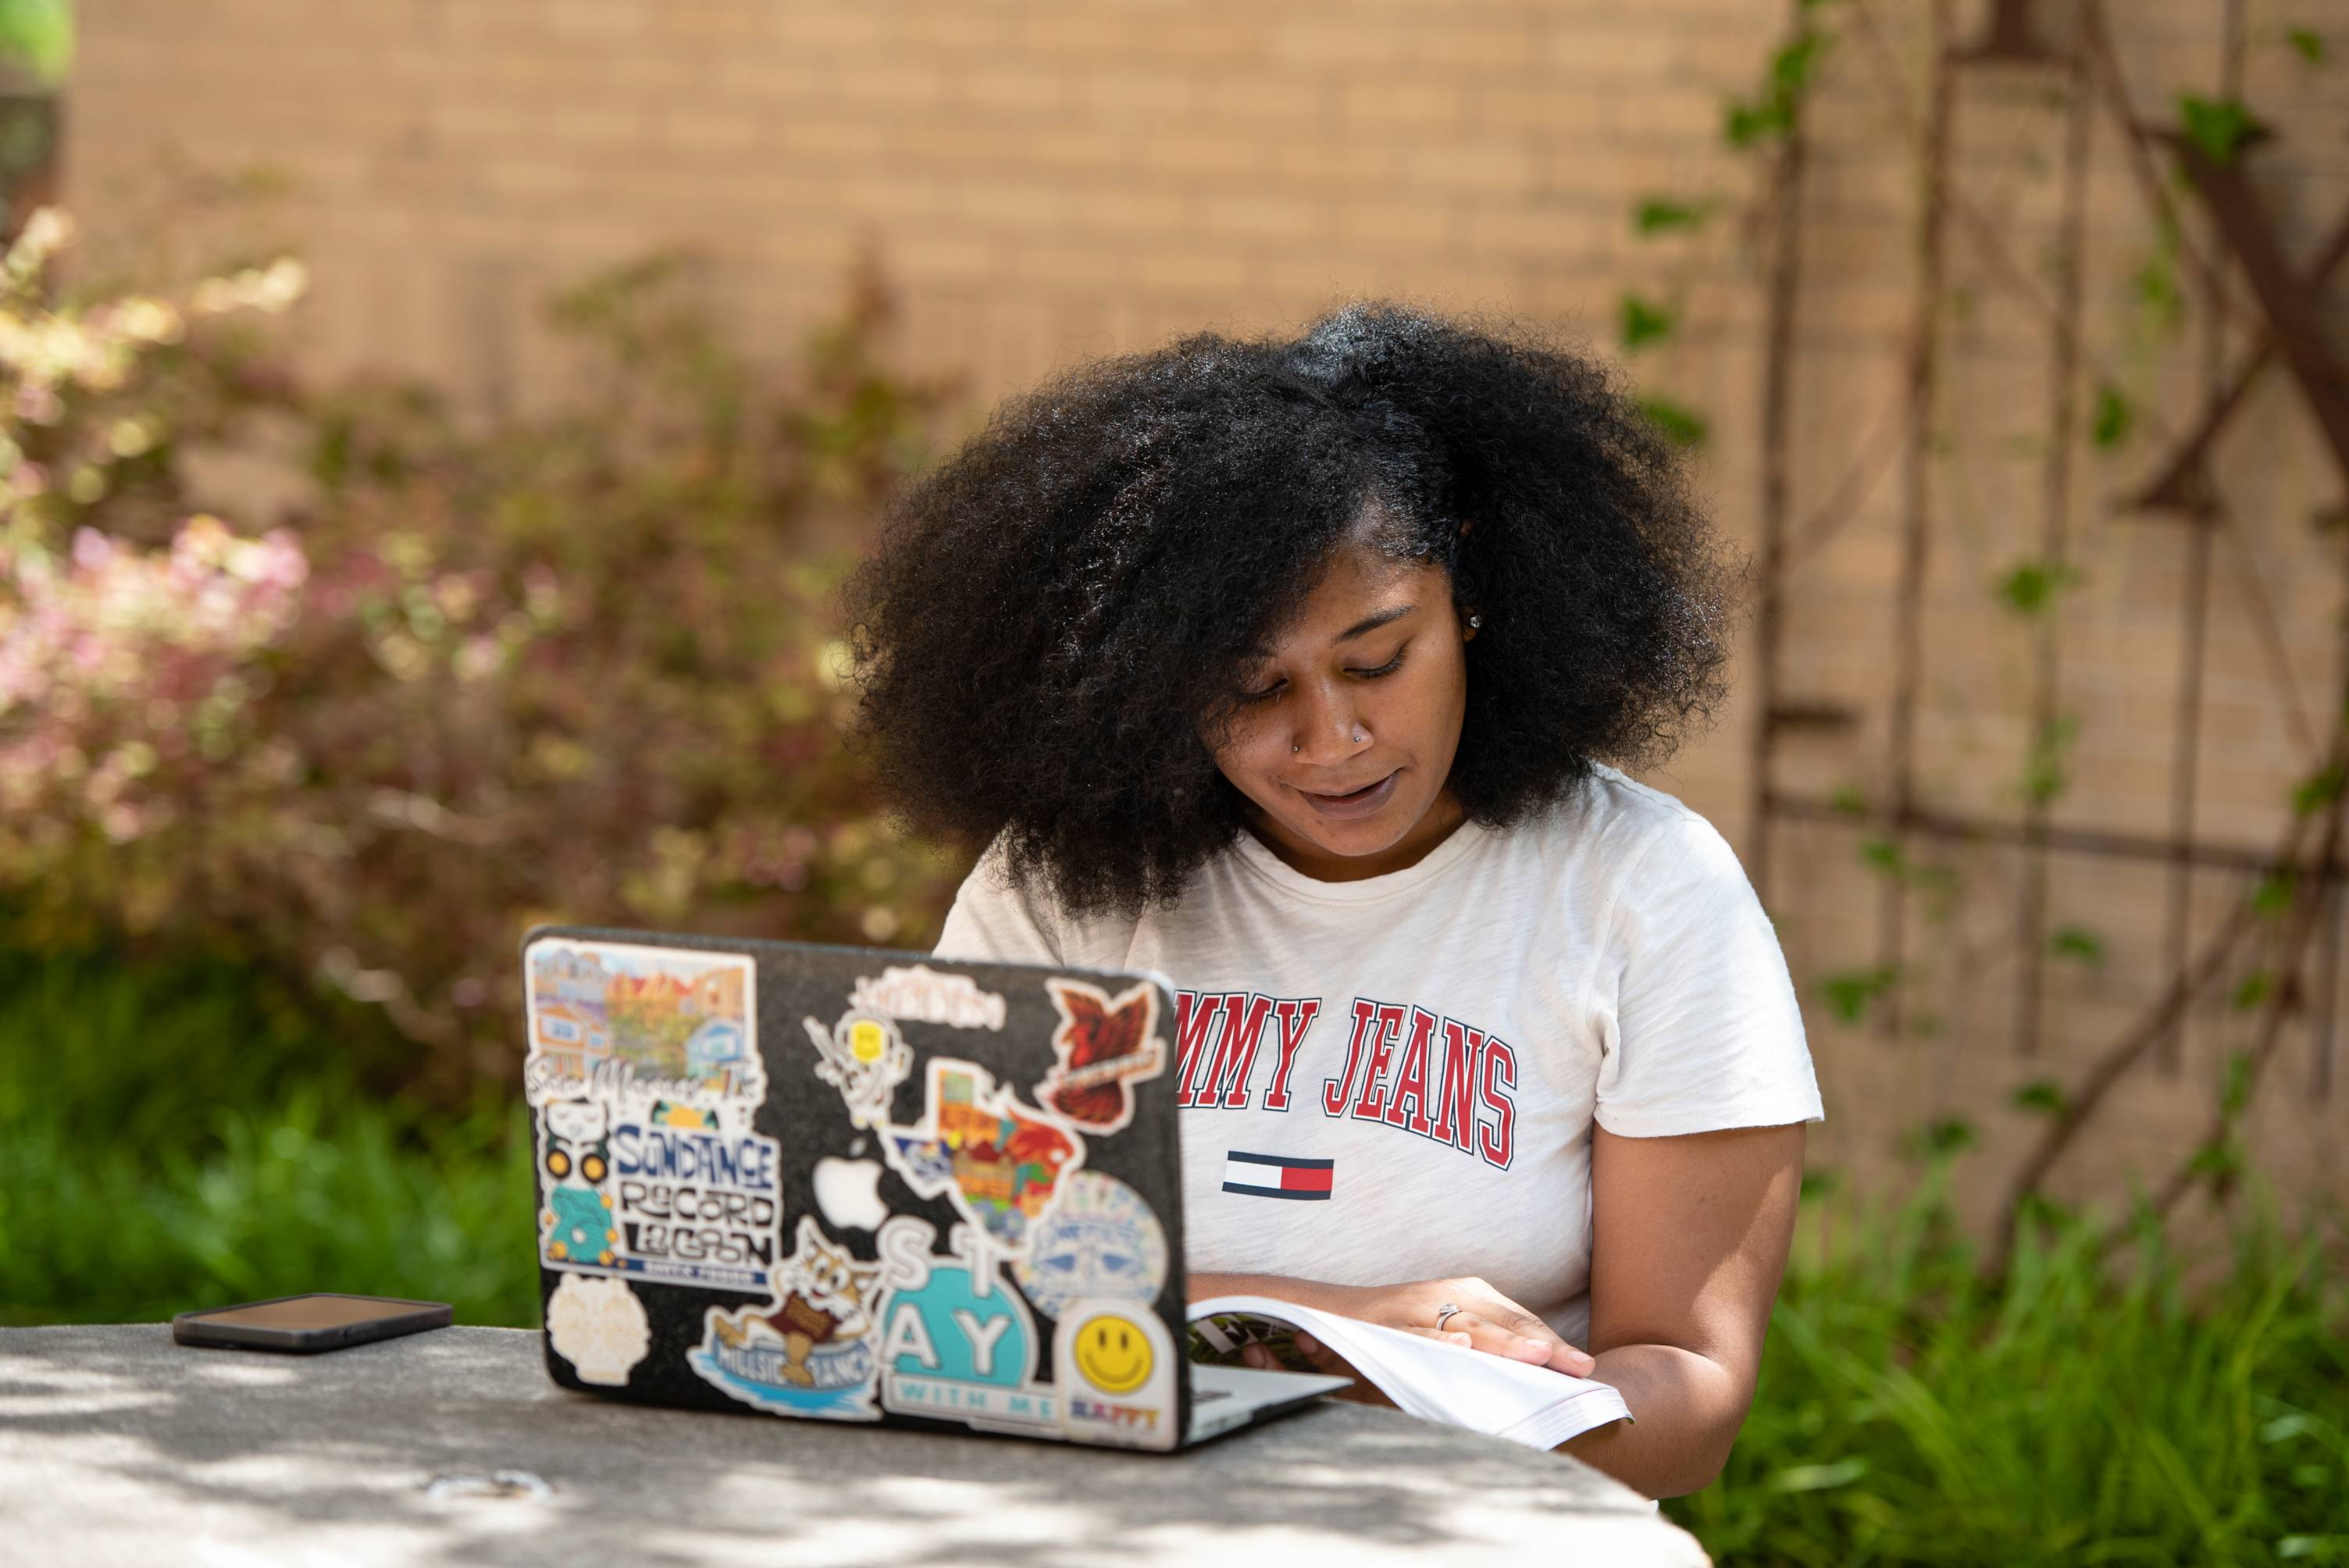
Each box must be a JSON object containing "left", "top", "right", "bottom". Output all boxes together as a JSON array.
[
  {"left": 1315, "top": 1277, "right": 1598, "bottom": 1376},
  {"left": 1207, "top": 1270, "right": 1595, "bottom": 1379}
]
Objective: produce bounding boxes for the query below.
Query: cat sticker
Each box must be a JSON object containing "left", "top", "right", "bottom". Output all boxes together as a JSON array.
[{"left": 688, "top": 1216, "right": 885, "bottom": 1420}]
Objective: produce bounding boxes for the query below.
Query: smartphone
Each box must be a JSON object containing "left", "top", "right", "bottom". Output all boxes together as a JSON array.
[{"left": 173, "top": 1293, "right": 452, "bottom": 1354}]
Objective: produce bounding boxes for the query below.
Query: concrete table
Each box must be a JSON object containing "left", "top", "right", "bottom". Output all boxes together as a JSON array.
[{"left": 0, "top": 1324, "right": 1706, "bottom": 1566}]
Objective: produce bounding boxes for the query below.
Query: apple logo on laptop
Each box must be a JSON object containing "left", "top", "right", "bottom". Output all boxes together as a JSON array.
[{"left": 813, "top": 1156, "right": 889, "bottom": 1231}]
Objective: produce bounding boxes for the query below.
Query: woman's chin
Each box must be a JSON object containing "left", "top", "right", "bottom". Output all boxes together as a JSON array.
[{"left": 1271, "top": 803, "right": 1425, "bottom": 871}]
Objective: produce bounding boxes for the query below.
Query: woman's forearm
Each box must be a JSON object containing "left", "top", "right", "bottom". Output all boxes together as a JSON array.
[
  {"left": 1559, "top": 1342, "right": 1748, "bottom": 1499},
  {"left": 1186, "top": 1270, "right": 1758, "bottom": 1497},
  {"left": 1186, "top": 1270, "right": 1355, "bottom": 1311}
]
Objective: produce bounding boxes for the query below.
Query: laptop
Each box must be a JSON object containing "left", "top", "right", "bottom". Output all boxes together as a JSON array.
[{"left": 521, "top": 925, "right": 1348, "bottom": 1450}]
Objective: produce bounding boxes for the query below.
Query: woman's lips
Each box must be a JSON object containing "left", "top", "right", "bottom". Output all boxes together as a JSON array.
[{"left": 1296, "top": 769, "right": 1399, "bottom": 821}]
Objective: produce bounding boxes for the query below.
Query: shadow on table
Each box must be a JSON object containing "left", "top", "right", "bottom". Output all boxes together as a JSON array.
[{"left": 1, "top": 1326, "right": 1666, "bottom": 1566}]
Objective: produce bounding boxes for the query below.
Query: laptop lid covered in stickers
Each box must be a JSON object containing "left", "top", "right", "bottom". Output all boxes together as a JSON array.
[{"left": 522, "top": 925, "right": 1195, "bottom": 1452}]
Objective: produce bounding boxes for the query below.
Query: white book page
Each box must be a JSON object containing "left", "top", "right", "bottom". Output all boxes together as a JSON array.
[{"left": 1189, "top": 1295, "right": 1633, "bottom": 1451}]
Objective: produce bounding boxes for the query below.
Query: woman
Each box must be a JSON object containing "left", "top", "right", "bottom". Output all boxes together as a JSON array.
[{"left": 843, "top": 302, "right": 1823, "bottom": 1499}]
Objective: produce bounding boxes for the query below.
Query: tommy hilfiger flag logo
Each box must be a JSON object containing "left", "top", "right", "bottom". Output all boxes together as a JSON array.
[{"left": 1221, "top": 1150, "right": 1334, "bottom": 1201}]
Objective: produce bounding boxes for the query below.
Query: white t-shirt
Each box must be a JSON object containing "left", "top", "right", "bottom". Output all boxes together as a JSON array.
[{"left": 932, "top": 762, "right": 1824, "bottom": 1350}]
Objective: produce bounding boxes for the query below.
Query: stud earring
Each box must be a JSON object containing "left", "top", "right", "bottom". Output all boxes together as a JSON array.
[{"left": 1468, "top": 614, "right": 1482, "bottom": 629}]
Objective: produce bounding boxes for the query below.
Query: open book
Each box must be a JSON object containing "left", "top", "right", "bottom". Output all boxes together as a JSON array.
[{"left": 1189, "top": 1294, "right": 1633, "bottom": 1450}]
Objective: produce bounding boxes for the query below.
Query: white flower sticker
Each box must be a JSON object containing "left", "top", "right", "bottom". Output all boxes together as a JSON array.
[{"left": 547, "top": 1274, "right": 651, "bottom": 1387}]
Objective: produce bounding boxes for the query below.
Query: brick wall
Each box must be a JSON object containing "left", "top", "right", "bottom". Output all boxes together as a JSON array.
[{"left": 64, "top": 0, "right": 2349, "bottom": 1221}]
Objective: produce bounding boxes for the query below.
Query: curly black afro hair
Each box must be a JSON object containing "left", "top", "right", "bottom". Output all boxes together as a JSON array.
[{"left": 844, "top": 301, "right": 1738, "bottom": 918}]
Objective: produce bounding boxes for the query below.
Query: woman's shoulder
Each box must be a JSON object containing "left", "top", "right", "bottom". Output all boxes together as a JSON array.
[
  {"left": 1503, "top": 761, "right": 1723, "bottom": 880},
  {"left": 933, "top": 835, "right": 1075, "bottom": 965}
]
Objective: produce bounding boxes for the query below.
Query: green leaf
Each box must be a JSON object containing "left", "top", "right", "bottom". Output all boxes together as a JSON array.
[
  {"left": 2231, "top": 971, "right": 2272, "bottom": 1012},
  {"left": 2091, "top": 384, "right": 2133, "bottom": 450},
  {"left": 0, "top": 0, "right": 71, "bottom": 84},
  {"left": 1619, "top": 292, "right": 1678, "bottom": 352},
  {"left": 1857, "top": 835, "right": 1907, "bottom": 876},
  {"left": 2023, "top": 715, "right": 2082, "bottom": 805},
  {"left": 2012, "top": 1078, "right": 2068, "bottom": 1117},
  {"left": 1911, "top": 1115, "right": 1977, "bottom": 1158},
  {"left": 1766, "top": 1457, "right": 1870, "bottom": 1492},
  {"left": 2260, "top": 1412, "right": 2322, "bottom": 1445},
  {"left": 2252, "top": 870, "right": 2297, "bottom": 920},
  {"left": 2049, "top": 925, "right": 2105, "bottom": 965},
  {"left": 2290, "top": 763, "right": 2345, "bottom": 816},
  {"left": 2133, "top": 246, "right": 2187, "bottom": 337},
  {"left": 1635, "top": 396, "right": 1708, "bottom": 450},
  {"left": 2286, "top": 28, "right": 2326, "bottom": 66},
  {"left": 1632, "top": 196, "right": 1715, "bottom": 236},
  {"left": 1828, "top": 783, "right": 1870, "bottom": 818},
  {"left": 1723, "top": 98, "right": 1791, "bottom": 148},
  {"left": 2177, "top": 94, "right": 2261, "bottom": 165},
  {"left": 1995, "top": 559, "right": 2084, "bottom": 616},
  {"left": 1818, "top": 965, "right": 1896, "bottom": 1025},
  {"left": 1770, "top": 31, "right": 1831, "bottom": 100},
  {"left": 2221, "top": 1047, "right": 2257, "bottom": 1114},
  {"left": 2186, "top": 1136, "right": 2243, "bottom": 1181}
]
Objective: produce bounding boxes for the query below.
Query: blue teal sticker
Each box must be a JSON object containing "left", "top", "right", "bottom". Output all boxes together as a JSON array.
[
  {"left": 688, "top": 1216, "right": 883, "bottom": 1421},
  {"left": 875, "top": 1217, "right": 1058, "bottom": 1434}
]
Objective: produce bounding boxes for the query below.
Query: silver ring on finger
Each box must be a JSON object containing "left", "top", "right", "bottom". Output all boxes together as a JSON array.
[{"left": 1433, "top": 1302, "right": 1463, "bottom": 1332}]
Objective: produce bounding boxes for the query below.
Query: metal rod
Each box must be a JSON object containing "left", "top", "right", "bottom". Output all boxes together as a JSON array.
[
  {"left": 1747, "top": 0, "right": 1813, "bottom": 909},
  {"left": 1764, "top": 789, "right": 2349, "bottom": 880},
  {"left": 1880, "top": 0, "right": 1954, "bottom": 1043},
  {"left": 2017, "top": 44, "right": 2094, "bottom": 1059}
]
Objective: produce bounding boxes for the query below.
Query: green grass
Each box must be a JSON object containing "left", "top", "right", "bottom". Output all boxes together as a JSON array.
[
  {"left": 0, "top": 946, "right": 537, "bottom": 1327},
  {"left": 1670, "top": 1165, "right": 2349, "bottom": 1566},
  {"left": 4, "top": 946, "right": 2346, "bottom": 1564}
]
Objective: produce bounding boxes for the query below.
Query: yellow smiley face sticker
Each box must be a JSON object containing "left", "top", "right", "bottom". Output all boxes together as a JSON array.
[
  {"left": 847, "top": 1017, "right": 889, "bottom": 1065},
  {"left": 1074, "top": 1313, "right": 1154, "bottom": 1395}
]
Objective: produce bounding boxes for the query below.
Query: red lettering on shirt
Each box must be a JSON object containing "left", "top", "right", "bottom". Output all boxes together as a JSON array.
[
  {"left": 1260, "top": 998, "right": 1321, "bottom": 1111},
  {"left": 1382, "top": 1007, "right": 1438, "bottom": 1136},
  {"left": 1348, "top": 1003, "right": 1406, "bottom": 1124},
  {"left": 1182, "top": 991, "right": 1517, "bottom": 1168},
  {"left": 1321, "top": 999, "right": 1381, "bottom": 1117},
  {"left": 1431, "top": 1017, "right": 1484, "bottom": 1154},
  {"left": 1174, "top": 992, "right": 1228, "bottom": 1108},
  {"left": 1477, "top": 1038, "right": 1517, "bottom": 1169},
  {"left": 1203, "top": 992, "right": 1274, "bottom": 1109}
]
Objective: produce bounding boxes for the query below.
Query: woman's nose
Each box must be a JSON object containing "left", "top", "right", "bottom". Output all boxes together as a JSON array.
[{"left": 1290, "top": 687, "right": 1370, "bottom": 762}]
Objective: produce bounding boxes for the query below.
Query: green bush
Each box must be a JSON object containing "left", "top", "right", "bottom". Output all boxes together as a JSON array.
[{"left": 0, "top": 219, "right": 964, "bottom": 1098}]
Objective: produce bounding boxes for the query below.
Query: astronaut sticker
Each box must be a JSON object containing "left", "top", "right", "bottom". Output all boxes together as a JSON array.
[{"left": 803, "top": 1010, "right": 913, "bottom": 1131}]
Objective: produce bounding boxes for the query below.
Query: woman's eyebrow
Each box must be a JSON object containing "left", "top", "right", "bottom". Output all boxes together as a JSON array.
[{"left": 1331, "top": 603, "right": 1418, "bottom": 645}]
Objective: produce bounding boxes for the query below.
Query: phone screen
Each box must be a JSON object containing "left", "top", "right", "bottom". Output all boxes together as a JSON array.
[{"left": 185, "top": 1295, "right": 428, "bottom": 1331}]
